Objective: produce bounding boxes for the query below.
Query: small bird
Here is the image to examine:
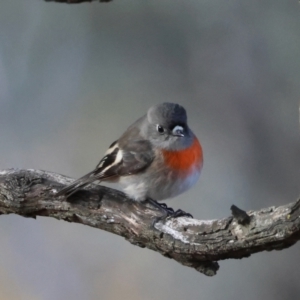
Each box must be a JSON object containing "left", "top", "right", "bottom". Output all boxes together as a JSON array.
[{"left": 56, "top": 103, "right": 203, "bottom": 214}]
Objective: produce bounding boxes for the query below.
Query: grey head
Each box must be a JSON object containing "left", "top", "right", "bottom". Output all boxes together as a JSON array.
[{"left": 141, "top": 102, "right": 194, "bottom": 151}]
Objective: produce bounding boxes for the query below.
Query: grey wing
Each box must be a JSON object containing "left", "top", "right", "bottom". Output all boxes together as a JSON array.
[
  {"left": 56, "top": 139, "right": 154, "bottom": 197},
  {"left": 115, "top": 140, "right": 154, "bottom": 176},
  {"left": 113, "top": 115, "right": 154, "bottom": 175},
  {"left": 56, "top": 143, "right": 120, "bottom": 197}
]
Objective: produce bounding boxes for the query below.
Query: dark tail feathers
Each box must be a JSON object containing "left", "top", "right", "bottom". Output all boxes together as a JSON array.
[{"left": 56, "top": 171, "right": 98, "bottom": 198}]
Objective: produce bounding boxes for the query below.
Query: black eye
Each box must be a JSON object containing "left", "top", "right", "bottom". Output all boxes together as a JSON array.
[{"left": 156, "top": 124, "right": 165, "bottom": 134}]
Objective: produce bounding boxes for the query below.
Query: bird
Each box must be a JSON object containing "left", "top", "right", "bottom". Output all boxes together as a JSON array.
[{"left": 56, "top": 103, "right": 203, "bottom": 216}]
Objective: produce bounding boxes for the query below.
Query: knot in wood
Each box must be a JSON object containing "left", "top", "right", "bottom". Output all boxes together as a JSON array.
[{"left": 5, "top": 171, "right": 43, "bottom": 195}]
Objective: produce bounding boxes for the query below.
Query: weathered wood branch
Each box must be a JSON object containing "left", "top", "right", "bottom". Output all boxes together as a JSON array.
[{"left": 0, "top": 169, "right": 299, "bottom": 276}]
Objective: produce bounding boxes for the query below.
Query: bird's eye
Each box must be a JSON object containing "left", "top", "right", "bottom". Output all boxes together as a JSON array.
[
  {"left": 172, "top": 125, "right": 184, "bottom": 137},
  {"left": 156, "top": 124, "right": 165, "bottom": 134}
]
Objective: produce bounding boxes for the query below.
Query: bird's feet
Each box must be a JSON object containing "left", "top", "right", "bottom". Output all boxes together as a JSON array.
[
  {"left": 170, "top": 208, "right": 193, "bottom": 218},
  {"left": 146, "top": 198, "right": 193, "bottom": 224}
]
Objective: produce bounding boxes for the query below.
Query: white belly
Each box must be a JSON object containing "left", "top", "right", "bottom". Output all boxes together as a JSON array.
[{"left": 120, "top": 167, "right": 201, "bottom": 202}]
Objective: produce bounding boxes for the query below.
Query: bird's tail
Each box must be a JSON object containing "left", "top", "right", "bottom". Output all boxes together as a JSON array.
[{"left": 56, "top": 170, "right": 99, "bottom": 198}]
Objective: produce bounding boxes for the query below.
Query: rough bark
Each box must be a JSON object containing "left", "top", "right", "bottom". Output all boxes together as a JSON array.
[{"left": 0, "top": 169, "right": 299, "bottom": 276}]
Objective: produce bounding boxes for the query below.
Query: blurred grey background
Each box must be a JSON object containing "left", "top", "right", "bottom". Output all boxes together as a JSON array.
[{"left": 0, "top": 0, "right": 299, "bottom": 299}]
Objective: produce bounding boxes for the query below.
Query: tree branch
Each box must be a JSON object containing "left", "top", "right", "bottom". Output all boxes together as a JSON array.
[{"left": 0, "top": 169, "right": 299, "bottom": 276}]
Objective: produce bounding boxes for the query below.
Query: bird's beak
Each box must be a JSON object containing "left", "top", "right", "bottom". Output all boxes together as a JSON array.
[
  {"left": 173, "top": 131, "right": 184, "bottom": 137},
  {"left": 172, "top": 125, "right": 185, "bottom": 137}
]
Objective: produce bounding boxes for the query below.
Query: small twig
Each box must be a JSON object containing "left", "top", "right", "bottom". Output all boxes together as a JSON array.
[
  {"left": 231, "top": 204, "right": 251, "bottom": 225},
  {"left": 45, "top": 0, "right": 112, "bottom": 3}
]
